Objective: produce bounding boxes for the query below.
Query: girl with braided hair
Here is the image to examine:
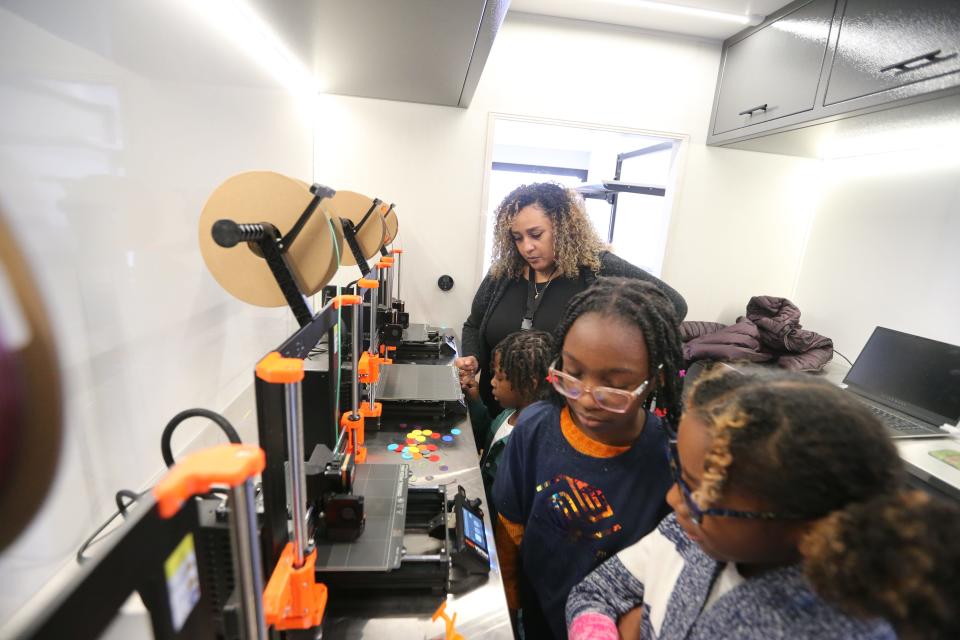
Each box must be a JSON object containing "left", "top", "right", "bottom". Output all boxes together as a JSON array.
[
  {"left": 567, "top": 364, "right": 960, "bottom": 640},
  {"left": 493, "top": 277, "right": 685, "bottom": 639},
  {"left": 462, "top": 330, "right": 555, "bottom": 513},
  {"left": 457, "top": 182, "right": 687, "bottom": 417}
]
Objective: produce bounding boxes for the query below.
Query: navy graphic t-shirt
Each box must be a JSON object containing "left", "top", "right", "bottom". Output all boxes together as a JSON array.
[{"left": 494, "top": 400, "right": 672, "bottom": 639}]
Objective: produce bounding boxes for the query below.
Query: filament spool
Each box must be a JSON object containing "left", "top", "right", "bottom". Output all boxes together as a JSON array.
[{"left": 198, "top": 171, "right": 339, "bottom": 307}]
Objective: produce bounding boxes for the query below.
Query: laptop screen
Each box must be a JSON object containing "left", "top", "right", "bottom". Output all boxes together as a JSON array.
[{"left": 844, "top": 327, "right": 960, "bottom": 424}]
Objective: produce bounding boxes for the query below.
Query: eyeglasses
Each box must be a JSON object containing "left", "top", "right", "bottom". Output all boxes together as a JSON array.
[
  {"left": 666, "top": 439, "right": 803, "bottom": 526},
  {"left": 546, "top": 361, "right": 661, "bottom": 413}
]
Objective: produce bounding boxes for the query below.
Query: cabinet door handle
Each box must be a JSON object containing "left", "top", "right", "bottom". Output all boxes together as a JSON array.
[
  {"left": 880, "top": 49, "right": 954, "bottom": 73},
  {"left": 738, "top": 104, "right": 768, "bottom": 116}
]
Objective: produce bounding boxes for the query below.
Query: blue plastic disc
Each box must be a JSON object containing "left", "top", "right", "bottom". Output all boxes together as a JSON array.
[
  {"left": 401, "top": 452, "right": 413, "bottom": 460},
  {"left": 387, "top": 443, "right": 398, "bottom": 451},
  {"left": 450, "top": 428, "right": 461, "bottom": 435},
  {"left": 442, "top": 435, "right": 454, "bottom": 442}
]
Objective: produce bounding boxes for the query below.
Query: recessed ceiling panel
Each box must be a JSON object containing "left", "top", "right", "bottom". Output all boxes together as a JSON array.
[{"left": 510, "top": 0, "right": 796, "bottom": 40}]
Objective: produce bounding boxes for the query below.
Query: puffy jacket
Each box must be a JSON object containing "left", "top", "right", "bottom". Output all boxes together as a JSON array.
[{"left": 682, "top": 297, "right": 833, "bottom": 372}]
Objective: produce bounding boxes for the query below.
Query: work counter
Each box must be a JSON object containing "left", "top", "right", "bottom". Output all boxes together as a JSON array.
[{"left": 322, "top": 409, "right": 513, "bottom": 639}]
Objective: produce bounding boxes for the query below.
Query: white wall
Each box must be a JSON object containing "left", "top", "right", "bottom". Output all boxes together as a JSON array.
[
  {"left": 0, "top": 1, "right": 313, "bottom": 624},
  {"left": 793, "top": 146, "right": 960, "bottom": 358},
  {"left": 314, "top": 13, "right": 820, "bottom": 330},
  {"left": 664, "top": 146, "right": 823, "bottom": 321}
]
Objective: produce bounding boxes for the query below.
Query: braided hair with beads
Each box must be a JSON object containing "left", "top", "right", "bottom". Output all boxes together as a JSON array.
[
  {"left": 552, "top": 277, "right": 684, "bottom": 430},
  {"left": 492, "top": 330, "right": 556, "bottom": 406}
]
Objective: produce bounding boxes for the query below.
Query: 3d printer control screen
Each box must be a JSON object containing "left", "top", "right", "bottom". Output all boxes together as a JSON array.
[{"left": 462, "top": 508, "right": 487, "bottom": 551}]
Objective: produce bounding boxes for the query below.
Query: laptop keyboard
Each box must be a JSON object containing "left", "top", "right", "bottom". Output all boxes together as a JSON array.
[{"left": 866, "top": 404, "right": 937, "bottom": 435}]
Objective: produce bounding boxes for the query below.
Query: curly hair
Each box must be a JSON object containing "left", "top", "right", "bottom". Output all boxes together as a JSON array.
[
  {"left": 802, "top": 491, "right": 960, "bottom": 639},
  {"left": 684, "top": 364, "right": 960, "bottom": 638},
  {"left": 685, "top": 365, "right": 901, "bottom": 515},
  {"left": 489, "top": 182, "right": 606, "bottom": 280},
  {"left": 552, "top": 277, "right": 684, "bottom": 431},
  {"left": 492, "top": 330, "right": 555, "bottom": 406}
]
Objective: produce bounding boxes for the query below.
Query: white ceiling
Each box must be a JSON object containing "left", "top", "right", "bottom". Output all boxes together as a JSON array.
[{"left": 510, "top": 0, "right": 796, "bottom": 40}]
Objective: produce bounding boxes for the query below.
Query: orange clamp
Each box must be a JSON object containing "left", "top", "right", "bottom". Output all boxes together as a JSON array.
[
  {"left": 256, "top": 351, "right": 305, "bottom": 384},
  {"left": 431, "top": 602, "right": 465, "bottom": 640},
  {"left": 332, "top": 294, "right": 362, "bottom": 309},
  {"left": 359, "top": 402, "right": 382, "bottom": 419},
  {"left": 357, "top": 278, "right": 379, "bottom": 289},
  {"left": 357, "top": 351, "right": 380, "bottom": 384},
  {"left": 153, "top": 444, "right": 265, "bottom": 519},
  {"left": 381, "top": 257, "right": 395, "bottom": 266},
  {"left": 378, "top": 344, "right": 397, "bottom": 364},
  {"left": 340, "top": 411, "right": 367, "bottom": 463},
  {"left": 391, "top": 248, "right": 404, "bottom": 255},
  {"left": 375, "top": 261, "right": 392, "bottom": 270},
  {"left": 263, "top": 543, "right": 328, "bottom": 630}
]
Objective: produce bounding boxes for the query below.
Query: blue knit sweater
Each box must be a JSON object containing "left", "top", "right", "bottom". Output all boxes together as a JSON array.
[{"left": 566, "top": 514, "right": 895, "bottom": 640}]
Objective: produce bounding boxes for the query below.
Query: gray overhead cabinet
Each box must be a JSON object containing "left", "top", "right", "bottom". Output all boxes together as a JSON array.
[
  {"left": 712, "top": 0, "right": 835, "bottom": 136},
  {"left": 825, "top": 0, "right": 960, "bottom": 105},
  {"left": 245, "top": 0, "right": 510, "bottom": 108},
  {"left": 707, "top": 0, "right": 960, "bottom": 155}
]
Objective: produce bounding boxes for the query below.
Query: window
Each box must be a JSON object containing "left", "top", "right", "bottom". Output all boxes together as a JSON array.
[{"left": 482, "top": 116, "right": 682, "bottom": 276}]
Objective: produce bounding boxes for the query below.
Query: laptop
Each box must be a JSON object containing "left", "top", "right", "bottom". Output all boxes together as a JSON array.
[{"left": 842, "top": 327, "right": 960, "bottom": 439}]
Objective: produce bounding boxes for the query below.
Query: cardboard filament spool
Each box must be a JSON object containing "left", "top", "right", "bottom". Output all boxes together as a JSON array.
[
  {"left": 326, "top": 191, "right": 387, "bottom": 266},
  {"left": 382, "top": 206, "right": 399, "bottom": 246},
  {"left": 198, "top": 171, "right": 340, "bottom": 307}
]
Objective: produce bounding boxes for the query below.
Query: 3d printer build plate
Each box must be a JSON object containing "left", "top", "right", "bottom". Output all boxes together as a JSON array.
[
  {"left": 375, "top": 364, "right": 463, "bottom": 402},
  {"left": 313, "top": 463, "right": 408, "bottom": 572}
]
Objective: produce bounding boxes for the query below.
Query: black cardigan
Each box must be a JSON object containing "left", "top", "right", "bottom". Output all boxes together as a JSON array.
[{"left": 460, "top": 252, "right": 687, "bottom": 368}]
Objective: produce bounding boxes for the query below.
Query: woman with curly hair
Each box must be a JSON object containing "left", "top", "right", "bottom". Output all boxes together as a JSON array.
[{"left": 457, "top": 182, "right": 687, "bottom": 414}]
